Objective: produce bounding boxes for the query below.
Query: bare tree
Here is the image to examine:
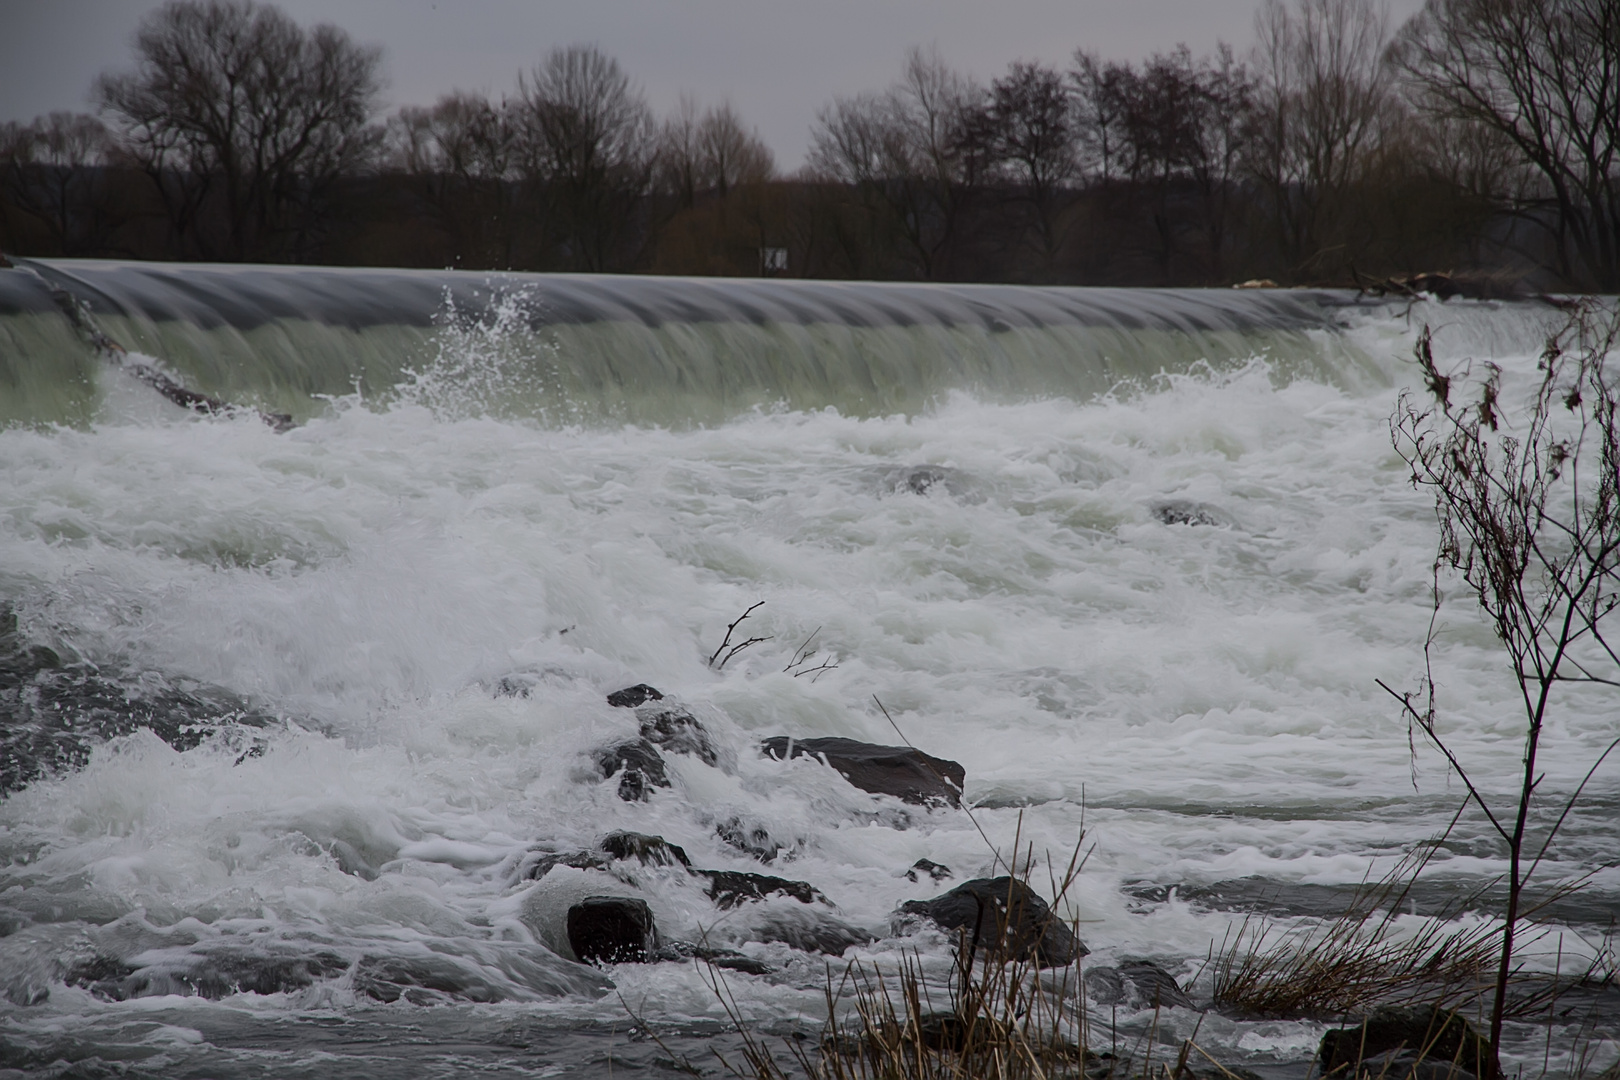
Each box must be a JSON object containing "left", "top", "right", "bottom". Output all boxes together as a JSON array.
[
  {"left": 1389, "top": 304, "right": 1620, "bottom": 1068},
  {"left": 0, "top": 113, "right": 114, "bottom": 255},
  {"left": 1394, "top": 0, "right": 1620, "bottom": 291},
  {"left": 1185, "top": 46, "right": 1259, "bottom": 280},
  {"left": 390, "top": 90, "right": 517, "bottom": 266},
  {"left": 511, "top": 44, "right": 656, "bottom": 271},
  {"left": 95, "top": 0, "right": 384, "bottom": 261},
  {"left": 987, "top": 60, "right": 1078, "bottom": 271},
  {"left": 1071, "top": 51, "right": 1132, "bottom": 185},
  {"left": 697, "top": 103, "right": 774, "bottom": 199},
  {"left": 807, "top": 46, "right": 979, "bottom": 278},
  {"left": 656, "top": 94, "right": 705, "bottom": 209},
  {"left": 1248, "top": 0, "right": 1395, "bottom": 278}
]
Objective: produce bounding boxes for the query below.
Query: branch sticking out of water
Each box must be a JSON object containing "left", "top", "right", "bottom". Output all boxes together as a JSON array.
[{"left": 709, "top": 601, "right": 770, "bottom": 670}]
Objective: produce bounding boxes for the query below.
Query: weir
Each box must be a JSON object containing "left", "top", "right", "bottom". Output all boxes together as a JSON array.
[{"left": 0, "top": 258, "right": 1389, "bottom": 427}]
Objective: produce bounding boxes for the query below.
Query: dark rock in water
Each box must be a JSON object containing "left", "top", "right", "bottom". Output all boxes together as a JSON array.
[
  {"left": 714, "top": 817, "right": 783, "bottom": 862},
  {"left": 1349, "top": 1051, "right": 1477, "bottom": 1080},
  {"left": 600, "top": 830, "right": 691, "bottom": 869},
  {"left": 898, "top": 465, "right": 960, "bottom": 496},
  {"left": 0, "top": 607, "right": 278, "bottom": 795},
  {"left": 518, "top": 848, "right": 612, "bottom": 881},
  {"left": 700, "top": 869, "right": 827, "bottom": 909},
  {"left": 636, "top": 702, "right": 719, "bottom": 766},
  {"left": 906, "top": 858, "right": 953, "bottom": 883},
  {"left": 761, "top": 736, "right": 964, "bottom": 807},
  {"left": 652, "top": 940, "right": 772, "bottom": 975},
  {"left": 566, "top": 896, "right": 659, "bottom": 965},
  {"left": 494, "top": 673, "right": 537, "bottom": 698},
  {"left": 72, "top": 948, "right": 349, "bottom": 1001},
  {"left": 1319, "top": 1006, "right": 1496, "bottom": 1080},
  {"left": 753, "top": 908, "right": 874, "bottom": 957},
  {"left": 1118, "top": 960, "right": 1193, "bottom": 1009},
  {"left": 62, "top": 955, "right": 139, "bottom": 1000},
  {"left": 916, "top": 1012, "right": 966, "bottom": 1051},
  {"left": 1151, "top": 500, "right": 1235, "bottom": 528},
  {"left": 1083, "top": 960, "right": 1194, "bottom": 1010},
  {"left": 595, "top": 738, "right": 669, "bottom": 801},
  {"left": 355, "top": 955, "right": 488, "bottom": 1004},
  {"left": 898, "top": 876, "right": 1085, "bottom": 968},
  {"left": 607, "top": 683, "right": 664, "bottom": 708}
]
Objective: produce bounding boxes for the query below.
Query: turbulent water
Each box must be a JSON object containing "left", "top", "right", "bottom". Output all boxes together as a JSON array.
[{"left": 0, "top": 261, "right": 1615, "bottom": 1079}]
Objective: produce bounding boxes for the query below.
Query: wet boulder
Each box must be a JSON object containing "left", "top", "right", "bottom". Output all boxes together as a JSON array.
[
  {"left": 1150, "top": 499, "right": 1235, "bottom": 528},
  {"left": 1082, "top": 960, "right": 1194, "bottom": 1010},
  {"left": 594, "top": 738, "right": 669, "bottom": 801},
  {"left": 905, "top": 858, "right": 953, "bottom": 883},
  {"left": 516, "top": 848, "right": 612, "bottom": 881},
  {"left": 600, "top": 830, "right": 691, "bottom": 869},
  {"left": 636, "top": 701, "right": 720, "bottom": 766},
  {"left": 700, "top": 870, "right": 828, "bottom": 910},
  {"left": 1319, "top": 1006, "right": 1496, "bottom": 1080},
  {"left": 714, "top": 816, "right": 784, "bottom": 862},
  {"left": 69, "top": 947, "right": 349, "bottom": 1001},
  {"left": 752, "top": 907, "right": 873, "bottom": 957},
  {"left": 0, "top": 607, "right": 278, "bottom": 796},
  {"left": 607, "top": 683, "right": 664, "bottom": 708},
  {"left": 567, "top": 896, "right": 660, "bottom": 965},
  {"left": 898, "top": 877, "right": 1085, "bottom": 968},
  {"left": 761, "top": 736, "right": 964, "bottom": 807}
]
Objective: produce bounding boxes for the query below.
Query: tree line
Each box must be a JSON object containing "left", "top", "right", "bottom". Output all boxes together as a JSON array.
[{"left": 2, "top": 0, "right": 1616, "bottom": 290}]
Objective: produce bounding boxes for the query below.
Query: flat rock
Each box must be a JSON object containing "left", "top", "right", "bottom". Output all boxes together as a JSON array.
[
  {"left": 653, "top": 940, "right": 772, "bottom": 975},
  {"left": 760, "top": 736, "right": 964, "bottom": 807},
  {"left": 898, "top": 876, "right": 1085, "bottom": 968}
]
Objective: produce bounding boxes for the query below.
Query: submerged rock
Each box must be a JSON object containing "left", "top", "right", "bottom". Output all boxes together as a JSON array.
[
  {"left": 700, "top": 870, "right": 828, "bottom": 909},
  {"left": 761, "top": 736, "right": 964, "bottom": 807},
  {"left": 594, "top": 738, "right": 669, "bottom": 801},
  {"left": 69, "top": 948, "right": 349, "bottom": 1002},
  {"left": 894, "top": 465, "right": 965, "bottom": 497},
  {"left": 1319, "top": 1006, "right": 1496, "bottom": 1080},
  {"left": 1150, "top": 499, "right": 1235, "bottom": 528},
  {"left": 607, "top": 683, "right": 664, "bottom": 708},
  {"left": 898, "top": 877, "right": 1085, "bottom": 968},
  {"left": 0, "top": 607, "right": 279, "bottom": 795},
  {"left": 652, "top": 940, "right": 772, "bottom": 975}
]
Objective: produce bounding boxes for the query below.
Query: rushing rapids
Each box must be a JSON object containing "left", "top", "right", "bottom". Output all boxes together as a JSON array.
[{"left": 0, "top": 259, "right": 1614, "bottom": 1078}]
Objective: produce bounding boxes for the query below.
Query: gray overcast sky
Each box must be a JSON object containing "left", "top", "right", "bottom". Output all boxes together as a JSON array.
[{"left": 0, "top": 0, "right": 1425, "bottom": 170}]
